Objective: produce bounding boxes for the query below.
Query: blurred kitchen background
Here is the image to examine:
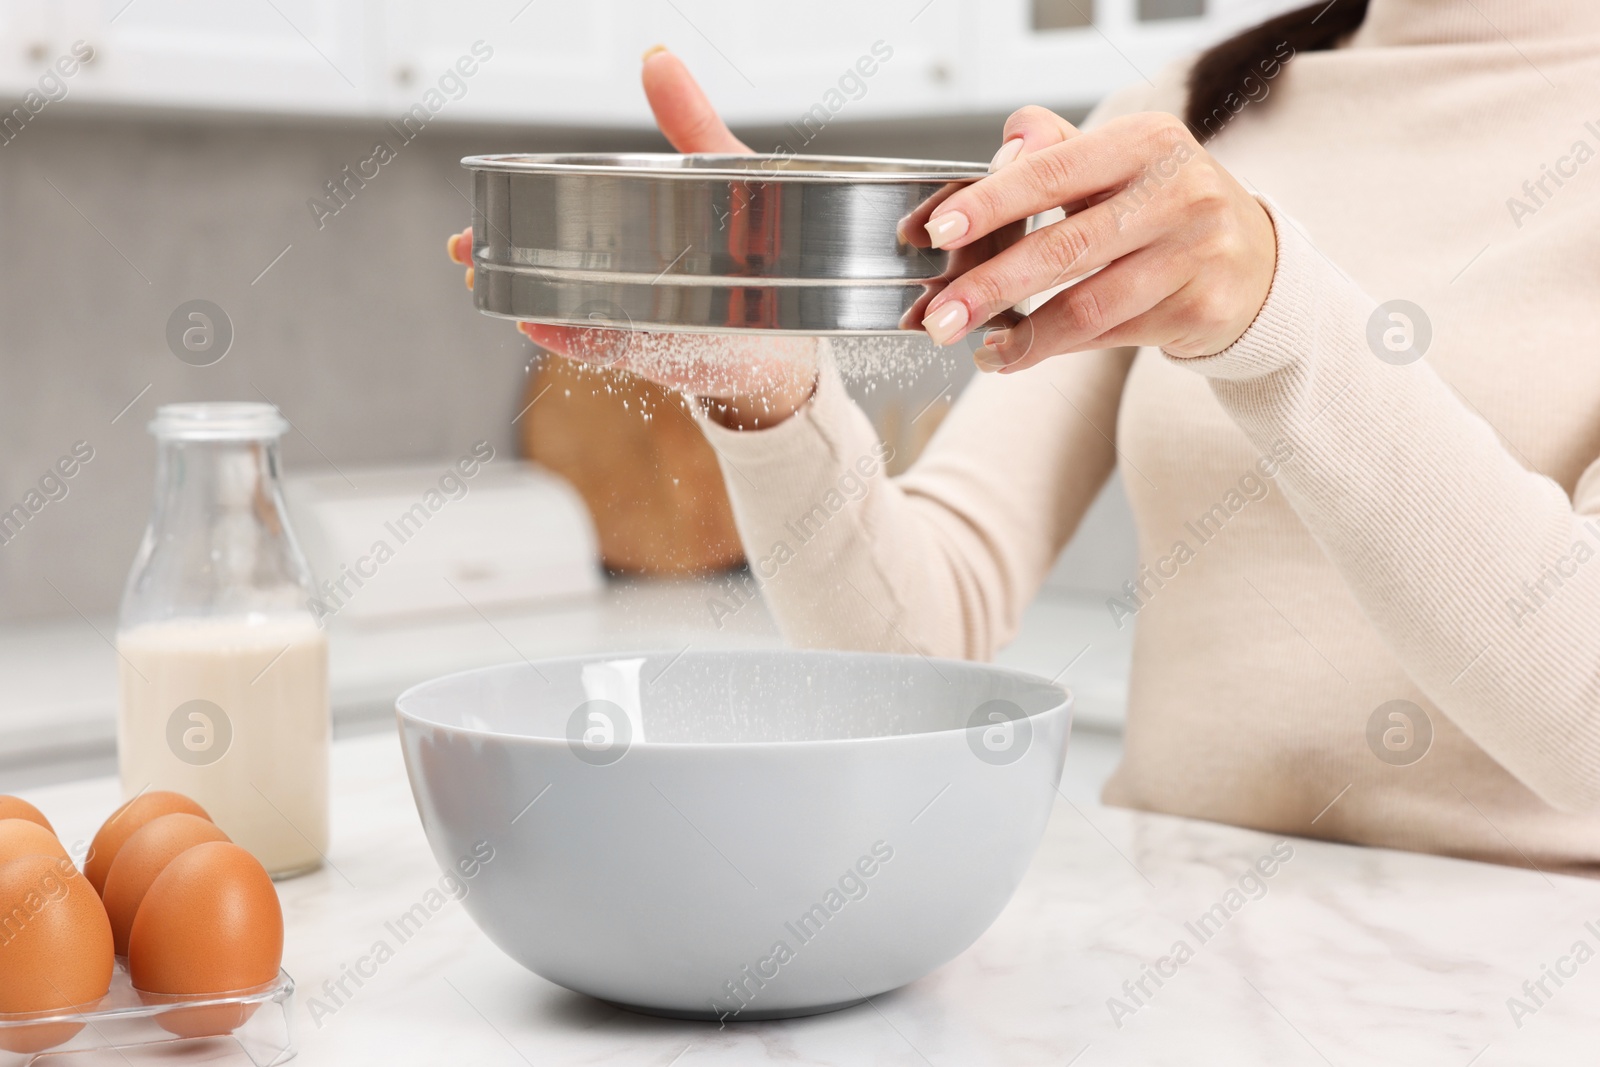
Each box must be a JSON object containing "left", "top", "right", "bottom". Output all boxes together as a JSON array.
[{"left": 0, "top": 0, "right": 1298, "bottom": 785}]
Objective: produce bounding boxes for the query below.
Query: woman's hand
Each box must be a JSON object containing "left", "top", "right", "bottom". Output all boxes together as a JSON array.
[
  {"left": 918, "top": 106, "right": 1277, "bottom": 372},
  {"left": 444, "top": 47, "right": 816, "bottom": 428}
]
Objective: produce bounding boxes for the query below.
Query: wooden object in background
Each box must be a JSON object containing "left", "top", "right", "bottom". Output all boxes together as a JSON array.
[{"left": 518, "top": 357, "right": 745, "bottom": 575}]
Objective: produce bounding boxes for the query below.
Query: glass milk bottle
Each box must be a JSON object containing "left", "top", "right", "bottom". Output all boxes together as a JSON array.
[{"left": 117, "top": 403, "right": 328, "bottom": 878}]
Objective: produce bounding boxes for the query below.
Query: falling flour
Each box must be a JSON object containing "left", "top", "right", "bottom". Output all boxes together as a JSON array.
[{"left": 528, "top": 327, "right": 961, "bottom": 423}]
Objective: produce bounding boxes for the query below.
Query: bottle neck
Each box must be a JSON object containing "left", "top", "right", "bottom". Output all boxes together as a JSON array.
[
  {"left": 152, "top": 436, "right": 284, "bottom": 534},
  {"left": 121, "top": 435, "right": 314, "bottom": 629}
]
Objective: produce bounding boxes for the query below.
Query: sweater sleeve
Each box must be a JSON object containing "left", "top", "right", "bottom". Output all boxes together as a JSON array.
[
  {"left": 698, "top": 342, "right": 1135, "bottom": 659},
  {"left": 692, "top": 75, "right": 1185, "bottom": 659},
  {"left": 1180, "top": 199, "right": 1600, "bottom": 812}
]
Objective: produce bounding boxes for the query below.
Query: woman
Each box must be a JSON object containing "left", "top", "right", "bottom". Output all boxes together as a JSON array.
[{"left": 448, "top": 2, "right": 1600, "bottom": 873}]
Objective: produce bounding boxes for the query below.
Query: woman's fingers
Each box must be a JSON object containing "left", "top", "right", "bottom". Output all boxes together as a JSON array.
[
  {"left": 516, "top": 320, "right": 819, "bottom": 408},
  {"left": 921, "top": 189, "right": 1170, "bottom": 343},
  {"left": 641, "top": 46, "right": 751, "bottom": 154},
  {"left": 516, "top": 322, "right": 579, "bottom": 358},
  {"left": 994, "top": 106, "right": 1098, "bottom": 218},
  {"left": 913, "top": 109, "right": 1262, "bottom": 353},
  {"left": 446, "top": 227, "right": 474, "bottom": 287},
  {"left": 925, "top": 112, "right": 1189, "bottom": 251},
  {"left": 518, "top": 322, "right": 635, "bottom": 366},
  {"left": 898, "top": 106, "right": 1085, "bottom": 253},
  {"left": 992, "top": 104, "right": 1081, "bottom": 171},
  {"left": 974, "top": 245, "right": 1190, "bottom": 373}
]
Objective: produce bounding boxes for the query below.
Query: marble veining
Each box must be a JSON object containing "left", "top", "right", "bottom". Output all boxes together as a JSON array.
[{"left": 20, "top": 733, "right": 1598, "bottom": 1066}]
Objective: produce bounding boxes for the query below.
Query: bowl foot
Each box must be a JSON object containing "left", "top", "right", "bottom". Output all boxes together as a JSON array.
[{"left": 603, "top": 996, "right": 867, "bottom": 1022}]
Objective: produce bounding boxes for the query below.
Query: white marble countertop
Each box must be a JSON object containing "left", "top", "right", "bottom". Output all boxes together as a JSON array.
[{"left": 17, "top": 731, "right": 1597, "bottom": 1067}]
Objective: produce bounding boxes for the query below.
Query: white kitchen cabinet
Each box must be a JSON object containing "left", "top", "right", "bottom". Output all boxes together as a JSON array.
[
  {"left": 0, "top": 5, "right": 59, "bottom": 98},
  {"left": 406, "top": 0, "right": 1307, "bottom": 126},
  {"left": 35, "top": 0, "right": 371, "bottom": 115},
  {"left": 962, "top": 0, "right": 1308, "bottom": 114},
  {"left": 639, "top": 0, "right": 968, "bottom": 127},
  {"left": 373, "top": 0, "right": 640, "bottom": 128},
  {"left": 0, "top": 0, "right": 1308, "bottom": 127},
  {"left": 374, "top": 0, "right": 968, "bottom": 130}
]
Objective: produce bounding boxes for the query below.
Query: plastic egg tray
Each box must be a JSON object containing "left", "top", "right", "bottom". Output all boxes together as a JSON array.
[{"left": 0, "top": 961, "right": 293, "bottom": 1066}]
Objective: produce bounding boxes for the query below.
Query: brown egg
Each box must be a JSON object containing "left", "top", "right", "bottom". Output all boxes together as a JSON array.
[
  {"left": 101, "top": 814, "right": 231, "bottom": 956},
  {"left": 85, "top": 791, "right": 211, "bottom": 895},
  {"left": 0, "top": 797, "right": 53, "bottom": 835},
  {"left": 0, "top": 855, "right": 114, "bottom": 1053},
  {"left": 129, "top": 842, "right": 283, "bottom": 1037},
  {"left": 0, "top": 819, "right": 70, "bottom": 867}
]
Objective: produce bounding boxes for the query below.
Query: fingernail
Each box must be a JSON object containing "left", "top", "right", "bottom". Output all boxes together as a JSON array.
[
  {"left": 988, "top": 137, "right": 1023, "bottom": 173},
  {"left": 925, "top": 211, "right": 970, "bottom": 249},
  {"left": 974, "top": 346, "right": 1008, "bottom": 373},
  {"left": 464, "top": 267, "right": 475, "bottom": 290},
  {"left": 922, "top": 301, "right": 969, "bottom": 345},
  {"left": 983, "top": 327, "right": 1011, "bottom": 348},
  {"left": 642, "top": 44, "right": 668, "bottom": 62}
]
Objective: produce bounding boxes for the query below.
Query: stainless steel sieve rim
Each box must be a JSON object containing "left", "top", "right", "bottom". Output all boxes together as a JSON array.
[
  {"left": 461, "top": 152, "right": 991, "bottom": 184},
  {"left": 462, "top": 151, "right": 1018, "bottom": 335}
]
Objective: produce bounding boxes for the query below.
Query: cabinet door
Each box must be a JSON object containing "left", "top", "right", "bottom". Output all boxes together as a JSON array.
[
  {"left": 378, "top": 0, "right": 970, "bottom": 129},
  {"left": 0, "top": 3, "right": 67, "bottom": 99},
  {"left": 963, "top": 0, "right": 1309, "bottom": 115},
  {"left": 638, "top": 0, "right": 967, "bottom": 125},
  {"left": 377, "top": 1, "right": 640, "bottom": 128},
  {"left": 0, "top": 0, "right": 1309, "bottom": 128},
  {"left": 51, "top": 0, "right": 371, "bottom": 115}
]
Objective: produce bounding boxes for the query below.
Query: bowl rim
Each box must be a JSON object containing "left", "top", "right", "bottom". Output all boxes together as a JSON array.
[
  {"left": 393, "top": 648, "right": 1072, "bottom": 751},
  {"left": 460, "top": 152, "right": 990, "bottom": 184}
]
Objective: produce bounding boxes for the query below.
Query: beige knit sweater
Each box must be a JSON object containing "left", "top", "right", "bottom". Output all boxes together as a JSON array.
[{"left": 699, "top": 0, "right": 1600, "bottom": 873}]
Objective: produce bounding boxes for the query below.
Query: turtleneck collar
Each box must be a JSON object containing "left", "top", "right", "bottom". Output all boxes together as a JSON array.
[{"left": 1350, "top": 0, "right": 1600, "bottom": 47}]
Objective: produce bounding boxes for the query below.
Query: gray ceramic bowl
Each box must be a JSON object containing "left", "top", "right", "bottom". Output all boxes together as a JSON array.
[{"left": 396, "top": 649, "right": 1070, "bottom": 1020}]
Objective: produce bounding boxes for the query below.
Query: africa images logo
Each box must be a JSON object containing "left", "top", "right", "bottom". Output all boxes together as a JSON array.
[{"left": 166, "top": 699, "right": 232, "bottom": 766}]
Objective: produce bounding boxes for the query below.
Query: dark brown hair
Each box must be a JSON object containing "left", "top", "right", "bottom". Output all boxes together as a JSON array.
[{"left": 1185, "top": 0, "right": 1370, "bottom": 142}]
